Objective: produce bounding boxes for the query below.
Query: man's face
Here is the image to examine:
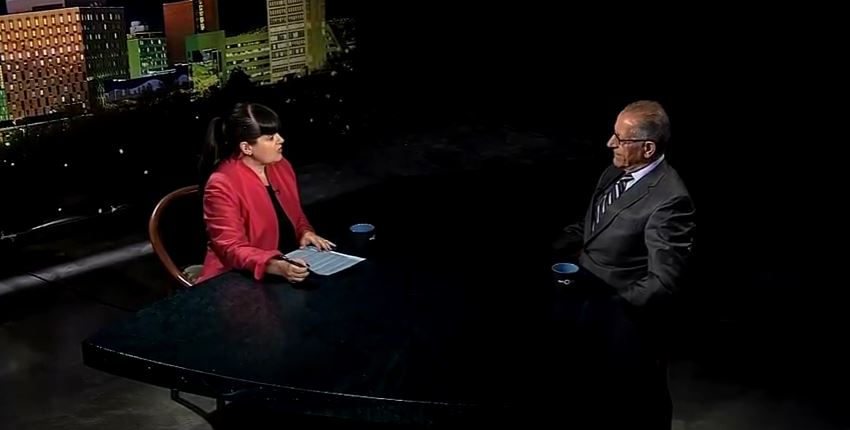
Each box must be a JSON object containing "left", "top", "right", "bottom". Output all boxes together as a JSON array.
[{"left": 607, "top": 112, "right": 653, "bottom": 170}]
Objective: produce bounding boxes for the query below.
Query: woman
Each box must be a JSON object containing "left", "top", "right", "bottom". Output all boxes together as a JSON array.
[{"left": 196, "top": 102, "right": 334, "bottom": 284}]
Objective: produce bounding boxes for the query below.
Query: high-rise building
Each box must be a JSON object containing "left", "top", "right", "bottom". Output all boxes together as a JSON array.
[
  {"left": 305, "top": 0, "right": 324, "bottom": 70},
  {"left": 163, "top": 0, "right": 192, "bottom": 65},
  {"left": 0, "top": 6, "right": 128, "bottom": 119},
  {"left": 6, "top": 0, "right": 105, "bottom": 14},
  {"left": 267, "top": 0, "right": 326, "bottom": 83},
  {"left": 224, "top": 28, "right": 269, "bottom": 85},
  {"left": 80, "top": 7, "right": 127, "bottom": 82},
  {"left": 163, "top": 0, "right": 220, "bottom": 66},
  {"left": 127, "top": 27, "right": 166, "bottom": 79},
  {"left": 192, "top": 0, "right": 217, "bottom": 32}
]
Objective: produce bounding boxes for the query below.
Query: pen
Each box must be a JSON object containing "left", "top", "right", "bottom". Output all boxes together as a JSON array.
[{"left": 278, "top": 255, "right": 309, "bottom": 269}]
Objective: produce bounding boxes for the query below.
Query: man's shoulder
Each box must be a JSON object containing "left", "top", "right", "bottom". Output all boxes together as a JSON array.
[{"left": 647, "top": 160, "right": 687, "bottom": 196}]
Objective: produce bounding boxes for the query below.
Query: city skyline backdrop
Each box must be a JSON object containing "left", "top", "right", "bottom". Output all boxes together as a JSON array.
[{"left": 3, "top": 1, "right": 354, "bottom": 34}]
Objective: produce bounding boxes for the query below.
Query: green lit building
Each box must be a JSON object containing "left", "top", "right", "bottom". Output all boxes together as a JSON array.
[
  {"left": 224, "top": 28, "right": 270, "bottom": 85},
  {"left": 127, "top": 31, "right": 167, "bottom": 78},
  {"left": 185, "top": 30, "right": 225, "bottom": 92},
  {"left": 0, "top": 72, "right": 8, "bottom": 121}
]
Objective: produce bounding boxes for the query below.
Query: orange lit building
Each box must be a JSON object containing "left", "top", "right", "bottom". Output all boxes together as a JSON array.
[
  {"left": 0, "top": 6, "right": 128, "bottom": 119},
  {"left": 163, "top": 0, "right": 193, "bottom": 65},
  {"left": 164, "top": 0, "right": 220, "bottom": 66}
]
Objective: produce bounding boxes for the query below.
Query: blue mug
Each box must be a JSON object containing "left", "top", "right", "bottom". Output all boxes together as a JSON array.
[
  {"left": 349, "top": 223, "right": 376, "bottom": 254},
  {"left": 551, "top": 262, "right": 579, "bottom": 286}
]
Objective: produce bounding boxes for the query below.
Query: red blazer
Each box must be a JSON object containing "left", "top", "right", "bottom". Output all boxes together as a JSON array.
[{"left": 197, "top": 157, "right": 313, "bottom": 283}]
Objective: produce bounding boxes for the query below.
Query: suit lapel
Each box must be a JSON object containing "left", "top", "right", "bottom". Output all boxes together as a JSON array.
[{"left": 585, "top": 161, "right": 668, "bottom": 245}]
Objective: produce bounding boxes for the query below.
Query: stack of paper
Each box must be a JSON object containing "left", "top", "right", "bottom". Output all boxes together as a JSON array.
[{"left": 284, "top": 247, "right": 365, "bottom": 276}]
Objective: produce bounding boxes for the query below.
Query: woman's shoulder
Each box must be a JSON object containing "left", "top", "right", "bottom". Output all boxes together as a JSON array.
[{"left": 205, "top": 159, "right": 245, "bottom": 188}]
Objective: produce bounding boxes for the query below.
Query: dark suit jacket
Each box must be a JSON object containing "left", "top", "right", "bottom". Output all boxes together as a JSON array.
[{"left": 554, "top": 159, "right": 695, "bottom": 307}]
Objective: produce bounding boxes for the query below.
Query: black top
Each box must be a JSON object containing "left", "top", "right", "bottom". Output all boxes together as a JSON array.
[{"left": 266, "top": 185, "right": 297, "bottom": 252}]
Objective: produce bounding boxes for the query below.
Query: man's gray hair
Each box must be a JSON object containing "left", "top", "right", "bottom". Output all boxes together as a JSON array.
[{"left": 622, "top": 100, "right": 671, "bottom": 152}]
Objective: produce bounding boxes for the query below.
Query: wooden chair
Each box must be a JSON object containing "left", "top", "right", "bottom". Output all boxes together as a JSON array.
[{"left": 148, "top": 185, "right": 207, "bottom": 289}]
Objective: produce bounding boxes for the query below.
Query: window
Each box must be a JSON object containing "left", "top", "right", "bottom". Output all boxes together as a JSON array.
[
  {"left": 26, "top": 19, "right": 30, "bottom": 28},
  {"left": 60, "top": 16, "right": 64, "bottom": 24}
]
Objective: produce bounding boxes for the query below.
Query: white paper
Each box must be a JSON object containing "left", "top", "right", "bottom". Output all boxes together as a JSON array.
[{"left": 284, "top": 247, "right": 365, "bottom": 276}]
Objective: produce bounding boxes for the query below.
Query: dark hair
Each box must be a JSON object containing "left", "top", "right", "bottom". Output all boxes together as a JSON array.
[
  {"left": 621, "top": 100, "right": 671, "bottom": 152},
  {"left": 199, "top": 102, "right": 281, "bottom": 187}
]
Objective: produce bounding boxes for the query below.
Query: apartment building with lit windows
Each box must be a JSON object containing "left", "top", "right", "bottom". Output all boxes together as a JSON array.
[
  {"left": 267, "top": 0, "right": 326, "bottom": 82},
  {"left": 0, "top": 6, "right": 128, "bottom": 119}
]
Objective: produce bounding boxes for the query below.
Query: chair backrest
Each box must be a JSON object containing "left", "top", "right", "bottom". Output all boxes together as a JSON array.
[{"left": 148, "top": 185, "right": 206, "bottom": 289}]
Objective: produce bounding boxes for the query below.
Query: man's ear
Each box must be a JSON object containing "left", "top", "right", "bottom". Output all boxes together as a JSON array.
[{"left": 643, "top": 141, "right": 657, "bottom": 159}]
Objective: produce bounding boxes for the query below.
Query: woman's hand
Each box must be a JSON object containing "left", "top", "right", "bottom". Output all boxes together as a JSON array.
[
  {"left": 300, "top": 231, "right": 336, "bottom": 251},
  {"left": 269, "top": 258, "right": 310, "bottom": 283}
]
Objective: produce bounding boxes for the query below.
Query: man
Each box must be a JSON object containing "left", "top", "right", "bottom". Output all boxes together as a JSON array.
[{"left": 553, "top": 100, "right": 695, "bottom": 429}]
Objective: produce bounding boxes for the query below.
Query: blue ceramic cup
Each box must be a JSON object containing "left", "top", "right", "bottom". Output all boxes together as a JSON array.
[
  {"left": 349, "top": 223, "right": 375, "bottom": 254},
  {"left": 551, "top": 262, "right": 579, "bottom": 286}
]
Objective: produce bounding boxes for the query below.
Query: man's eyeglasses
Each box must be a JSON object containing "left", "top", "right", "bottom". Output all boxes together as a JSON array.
[{"left": 608, "top": 132, "right": 650, "bottom": 146}]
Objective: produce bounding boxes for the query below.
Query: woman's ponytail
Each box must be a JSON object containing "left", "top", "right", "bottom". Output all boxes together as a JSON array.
[{"left": 199, "top": 116, "right": 224, "bottom": 189}]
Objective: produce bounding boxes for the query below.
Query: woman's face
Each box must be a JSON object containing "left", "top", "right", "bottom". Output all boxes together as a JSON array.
[{"left": 242, "top": 133, "right": 284, "bottom": 165}]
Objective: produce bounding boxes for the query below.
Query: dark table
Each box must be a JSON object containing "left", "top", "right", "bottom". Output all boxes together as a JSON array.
[{"left": 82, "top": 239, "right": 598, "bottom": 426}]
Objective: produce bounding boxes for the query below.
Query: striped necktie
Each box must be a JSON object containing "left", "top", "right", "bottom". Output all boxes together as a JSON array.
[{"left": 592, "top": 173, "right": 634, "bottom": 231}]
